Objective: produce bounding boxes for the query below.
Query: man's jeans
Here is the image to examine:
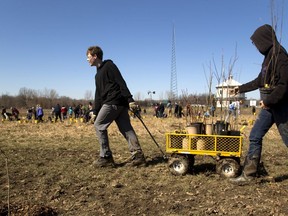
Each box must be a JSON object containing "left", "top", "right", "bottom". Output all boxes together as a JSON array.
[
  {"left": 247, "top": 104, "right": 288, "bottom": 159},
  {"left": 94, "top": 104, "right": 142, "bottom": 158}
]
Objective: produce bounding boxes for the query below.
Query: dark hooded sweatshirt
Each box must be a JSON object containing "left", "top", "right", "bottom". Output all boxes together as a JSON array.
[
  {"left": 94, "top": 60, "right": 134, "bottom": 115},
  {"left": 239, "top": 24, "right": 288, "bottom": 107}
]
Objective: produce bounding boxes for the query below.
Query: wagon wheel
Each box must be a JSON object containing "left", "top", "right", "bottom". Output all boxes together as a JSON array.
[
  {"left": 216, "top": 158, "right": 240, "bottom": 178},
  {"left": 168, "top": 155, "right": 189, "bottom": 176}
]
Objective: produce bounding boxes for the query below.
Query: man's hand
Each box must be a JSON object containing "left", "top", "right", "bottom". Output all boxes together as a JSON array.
[
  {"left": 129, "top": 102, "right": 137, "bottom": 111},
  {"left": 229, "top": 87, "right": 239, "bottom": 96}
]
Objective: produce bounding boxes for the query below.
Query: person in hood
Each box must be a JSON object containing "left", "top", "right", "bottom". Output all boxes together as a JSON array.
[
  {"left": 230, "top": 24, "right": 288, "bottom": 183},
  {"left": 86, "top": 45, "right": 146, "bottom": 168}
]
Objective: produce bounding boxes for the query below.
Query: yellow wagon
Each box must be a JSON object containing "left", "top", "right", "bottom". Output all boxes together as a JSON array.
[{"left": 166, "top": 131, "right": 243, "bottom": 177}]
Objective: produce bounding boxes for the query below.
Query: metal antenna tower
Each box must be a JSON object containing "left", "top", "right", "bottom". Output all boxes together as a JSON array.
[{"left": 170, "top": 24, "right": 178, "bottom": 100}]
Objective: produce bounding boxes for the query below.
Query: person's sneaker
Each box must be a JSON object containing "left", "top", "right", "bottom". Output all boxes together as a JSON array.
[
  {"left": 93, "top": 156, "right": 115, "bottom": 168},
  {"left": 126, "top": 152, "right": 147, "bottom": 167}
]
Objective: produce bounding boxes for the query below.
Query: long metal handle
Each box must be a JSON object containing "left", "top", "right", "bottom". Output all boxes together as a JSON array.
[{"left": 130, "top": 109, "right": 167, "bottom": 159}]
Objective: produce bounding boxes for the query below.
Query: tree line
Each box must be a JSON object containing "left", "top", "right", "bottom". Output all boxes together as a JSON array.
[
  {"left": 0, "top": 87, "right": 211, "bottom": 110},
  {"left": 0, "top": 87, "right": 89, "bottom": 110}
]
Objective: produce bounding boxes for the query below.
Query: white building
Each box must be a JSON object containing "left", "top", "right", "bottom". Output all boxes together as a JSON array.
[{"left": 215, "top": 75, "right": 245, "bottom": 108}]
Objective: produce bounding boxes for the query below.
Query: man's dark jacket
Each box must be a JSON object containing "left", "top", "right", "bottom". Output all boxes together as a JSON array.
[{"left": 94, "top": 60, "right": 134, "bottom": 115}]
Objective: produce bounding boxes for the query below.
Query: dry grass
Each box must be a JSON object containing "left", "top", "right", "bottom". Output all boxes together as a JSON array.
[{"left": 1, "top": 109, "right": 288, "bottom": 215}]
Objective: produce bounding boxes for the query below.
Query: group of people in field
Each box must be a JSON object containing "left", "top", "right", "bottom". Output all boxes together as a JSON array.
[
  {"left": 1, "top": 106, "right": 20, "bottom": 121},
  {"left": 25, "top": 104, "right": 44, "bottom": 122},
  {"left": 1, "top": 100, "right": 217, "bottom": 124},
  {"left": 1, "top": 102, "right": 97, "bottom": 124},
  {"left": 49, "top": 102, "right": 96, "bottom": 123},
  {"left": 153, "top": 101, "right": 218, "bottom": 121},
  {"left": 2, "top": 105, "right": 44, "bottom": 122},
  {"left": 153, "top": 101, "right": 183, "bottom": 118}
]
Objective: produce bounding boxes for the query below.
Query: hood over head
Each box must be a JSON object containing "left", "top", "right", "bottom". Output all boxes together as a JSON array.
[{"left": 250, "top": 24, "right": 278, "bottom": 55}]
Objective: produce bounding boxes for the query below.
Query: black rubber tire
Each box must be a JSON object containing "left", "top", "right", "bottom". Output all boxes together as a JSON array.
[
  {"left": 168, "top": 155, "right": 189, "bottom": 176},
  {"left": 216, "top": 158, "right": 240, "bottom": 178}
]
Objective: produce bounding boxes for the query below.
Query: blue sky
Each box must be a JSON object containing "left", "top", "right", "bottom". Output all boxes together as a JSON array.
[{"left": 1, "top": 0, "right": 287, "bottom": 101}]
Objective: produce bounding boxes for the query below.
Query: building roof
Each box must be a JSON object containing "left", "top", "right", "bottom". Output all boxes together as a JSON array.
[{"left": 216, "top": 75, "right": 242, "bottom": 88}]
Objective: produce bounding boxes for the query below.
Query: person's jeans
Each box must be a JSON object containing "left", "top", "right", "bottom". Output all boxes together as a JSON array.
[
  {"left": 94, "top": 104, "right": 142, "bottom": 158},
  {"left": 247, "top": 104, "right": 288, "bottom": 159}
]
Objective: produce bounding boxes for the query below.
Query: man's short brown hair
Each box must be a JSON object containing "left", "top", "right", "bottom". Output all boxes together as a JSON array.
[{"left": 87, "top": 46, "right": 103, "bottom": 60}]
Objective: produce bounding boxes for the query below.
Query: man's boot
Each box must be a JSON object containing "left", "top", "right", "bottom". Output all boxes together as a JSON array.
[
  {"left": 230, "top": 155, "right": 260, "bottom": 184},
  {"left": 126, "top": 151, "right": 146, "bottom": 167},
  {"left": 93, "top": 155, "right": 116, "bottom": 168}
]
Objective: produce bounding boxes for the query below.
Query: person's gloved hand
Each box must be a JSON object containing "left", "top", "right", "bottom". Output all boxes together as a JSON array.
[{"left": 129, "top": 102, "right": 137, "bottom": 111}]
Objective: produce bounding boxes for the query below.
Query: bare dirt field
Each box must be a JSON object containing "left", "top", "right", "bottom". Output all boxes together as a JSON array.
[{"left": 1, "top": 109, "right": 288, "bottom": 215}]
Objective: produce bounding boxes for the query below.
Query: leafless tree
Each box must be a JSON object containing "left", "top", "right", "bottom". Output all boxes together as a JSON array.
[
  {"left": 18, "top": 87, "right": 38, "bottom": 107},
  {"left": 203, "top": 61, "right": 213, "bottom": 106},
  {"left": 84, "top": 90, "right": 93, "bottom": 101},
  {"left": 134, "top": 92, "right": 145, "bottom": 101}
]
